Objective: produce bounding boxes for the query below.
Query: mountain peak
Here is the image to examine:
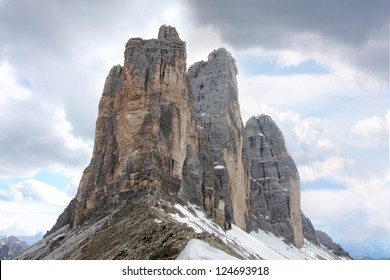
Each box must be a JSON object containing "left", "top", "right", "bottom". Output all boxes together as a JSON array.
[
  {"left": 208, "top": 48, "right": 232, "bottom": 60},
  {"left": 157, "top": 25, "right": 181, "bottom": 40}
]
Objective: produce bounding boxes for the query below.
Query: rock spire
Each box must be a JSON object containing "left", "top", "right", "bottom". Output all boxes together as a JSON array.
[
  {"left": 246, "top": 115, "right": 303, "bottom": 247},
  {"left": 189, "top": 48, "right": 250, "bottom": 229}
]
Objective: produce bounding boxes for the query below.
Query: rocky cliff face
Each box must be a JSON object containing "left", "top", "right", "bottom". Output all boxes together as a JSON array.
[
  {"left": 245, "top": 115, "right": 303, "bottom": 247},
  {"left": 22, "top": 25, "right": 350, "bottom": 260},
  {"left": 188, "top": 48, "right": 250, "bottom": 230},
  {"left": 72, "top": 25, "right": 192, "bottom": 227},
  {"left": 244, "top": 116, "right": 349, "bottom": 254},
  {"left": 47, "top": 25, "right": 225, "bottom": 235}
]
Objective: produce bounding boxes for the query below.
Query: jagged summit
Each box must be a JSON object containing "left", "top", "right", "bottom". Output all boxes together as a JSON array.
[
  {"left": 207, "top": 47, "right": 235, "bottom": 61},
  {"left": 16, "top": 25, "right": 350, "bottom": 260},
  {"left": 158, "top": 25, "right": 181, "bottom": 40}
]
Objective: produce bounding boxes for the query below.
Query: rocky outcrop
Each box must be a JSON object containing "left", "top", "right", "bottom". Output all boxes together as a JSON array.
[
  {"left": 188, "top": 48, "right": 250, "bottom": 229},
  {"left": 245, "top": 115, "right": 303, "bottom": 247}
]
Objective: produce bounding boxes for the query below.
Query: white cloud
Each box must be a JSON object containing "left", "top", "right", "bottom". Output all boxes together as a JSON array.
[
  {"left": 51, "top": 106, "right": 93, "bottom": 153},
  {"left": 0, "top": 207, "right": 59, "bottom": 236},
  {"left": 185, "top": 25, "right": 232, "bottom": 66},
  {"left": 0, "top": 61, "right": 31, "bottom": 105},
  {"left": 0, "top": 179, "right": 72, "bottom": 236},
  {"left": 0, "top": 100, "right": 92, "bottom": 178},
  {"left": 302, "top": 166, "right": 390, "bottom": 242},
  {"left": 351, "top": 111, "right": 389, "bottom": 147},
  {"left": 239, "top": 97, "right": 300, "bottom": 125},
  {"left": 10, "top": 179, "right": 72, "bottom": 206},
  {"left": 276, "top": 50, "right": 308, "bottom": 68},
  {"left": 162, "top": 7, "right": 182, "bottom": 22},
  {"left": 0, "top": 189, "right": 8, "bottom": 200},
  {"left": 302, "top": 189, "right": 354, "bottom": 218},
  {"left": 294, "top": 118, "right": 336, "bottom": 151},
  {"left": 238, "top": 69, "right": 386, "bottom": 112},
  {"left": 0, "top": 60, "right": 92, "bottom": 178},
  {"left": 298, "top": 156, "right": 354, "bottom": 183}
]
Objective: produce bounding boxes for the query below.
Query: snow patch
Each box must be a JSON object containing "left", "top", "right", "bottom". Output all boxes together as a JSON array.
[
  {"left": 176, "top": 239, "right": 238, "bottom": 260},
  {"left": 169, "top": 204, "right": 204, "bottom": 233},
  {"left": 169, "top": 203, "right": 344, "bottom": 260},
  {"left": 214, "top": 165, "right": 225, "bottom": 170}
]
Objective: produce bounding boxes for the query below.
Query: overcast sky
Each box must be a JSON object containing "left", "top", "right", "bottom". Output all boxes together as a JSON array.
[{"left": 0, "top": 0, "right": 389, "bottom": 257}]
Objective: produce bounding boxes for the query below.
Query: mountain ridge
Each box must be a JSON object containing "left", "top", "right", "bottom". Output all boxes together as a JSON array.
[{"left": 0, "top": 235, "right": 28, "bottom": 260}]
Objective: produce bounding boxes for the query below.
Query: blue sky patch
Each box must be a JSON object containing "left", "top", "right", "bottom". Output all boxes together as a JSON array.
[
  {"left": 18, "top": 77, "right": 31, "bottom": 88},
  {"left": 237, "top": 56, "right": 330, "bottom": 76},
  {"left": 33, "top": 171, "right": 71, "bottom": 190},
  {"left": 0, "top": 177, "right": 23, "bottom": 192},
  {"left": 301, "top": 178, "right": 346, "bottom": 191}
]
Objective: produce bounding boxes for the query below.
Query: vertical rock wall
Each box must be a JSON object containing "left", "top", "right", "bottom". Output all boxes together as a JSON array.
[
  {"left": 246, "top": 115, "right": 303, "bottom": 247},
  {"left": 188, "top": 48, "right": 250, "bottom": 229}
]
